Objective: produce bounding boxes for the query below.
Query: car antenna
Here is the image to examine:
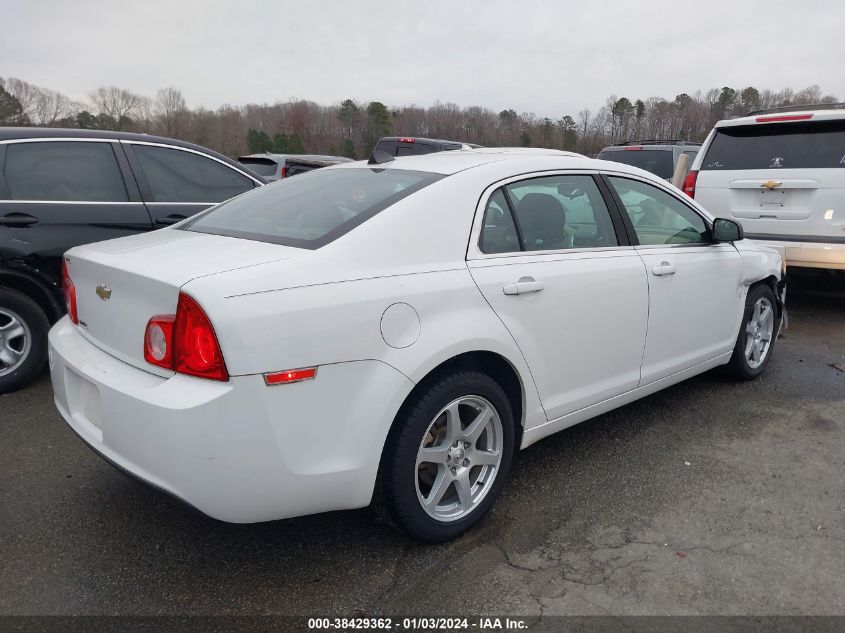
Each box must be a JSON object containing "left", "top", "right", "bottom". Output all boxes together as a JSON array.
[{"left": 368, "top": 150, "right": 394, "bottom": 165}]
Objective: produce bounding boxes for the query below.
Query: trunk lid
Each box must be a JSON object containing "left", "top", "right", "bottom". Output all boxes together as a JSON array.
[{"left": 65, "top": 229, "right": 301, "bottom": 373}]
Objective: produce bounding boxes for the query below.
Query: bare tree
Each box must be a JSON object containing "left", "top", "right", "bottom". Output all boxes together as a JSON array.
[
  {"left": 89, "top": 86, "right": 144, "bottom": 129},
  {"left": 155, "top": 87, "right": 188, "bottom": 137}
]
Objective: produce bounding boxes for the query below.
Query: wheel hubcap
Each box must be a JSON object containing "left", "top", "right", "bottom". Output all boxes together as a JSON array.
[
  {"left": 744, "top": 296, "right": 774, "bottom": 369},
  {"left": 0, "top": 308, "right": 31, "bottom": 377},
  {"left": 415, "top": 395, "right": 504, "bottom": 522}
]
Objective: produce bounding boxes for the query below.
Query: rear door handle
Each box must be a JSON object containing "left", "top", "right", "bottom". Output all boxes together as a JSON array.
[
  {"left": 503, "top": 278, "right": 544, "bottom": 295},
  {"left": 652, "top": 261, "right": 676, "bottom": 276},
  {"left": 0, "top": 213, "right": 38, "bottom": 227},
  {"left": 155, "top": 214, "right": 188, "bottom": 226}
]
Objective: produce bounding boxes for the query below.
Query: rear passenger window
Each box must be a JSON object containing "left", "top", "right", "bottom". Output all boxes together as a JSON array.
[
  {"left": 479, "top": 189, "right": 519, "bottom": 254},
  {"left": 609, "top": 177, "right": 708, "bottom": 245},
  {"left": 132, "top": 145, "right": 254, "bottom": 203},
  {"left": 507, "top": 175, "right": 618, "bottom": 252},
  {"left": 3, "top": 141, "right": 128, "bottom": 202}
]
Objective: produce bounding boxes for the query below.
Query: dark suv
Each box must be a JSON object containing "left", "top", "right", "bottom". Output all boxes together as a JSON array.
[{"left": 0, "top": 127, "right": 263, "bottom": 392}]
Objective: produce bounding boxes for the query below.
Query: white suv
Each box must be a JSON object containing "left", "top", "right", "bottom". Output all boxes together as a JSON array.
[{"left": 685, "top": 105, "right": 845, "bottom": 270}]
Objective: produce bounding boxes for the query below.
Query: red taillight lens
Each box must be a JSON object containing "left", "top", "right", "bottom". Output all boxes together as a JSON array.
[
  {"left": 398, "top": 137, "right": 415, "bottom": 143},
  {"left": 682, "top": 170, "right": 698, "bottom": 198},
  {"left": 280, "top": 166, "right": 288, "bottom": 178},
  {"left": 61, "top": 258, "right": 78, "bottom": 324},
  {"left": 624, "top": 146, "right": 643, "bottom": 151},
  {"left": 173, "top": 293, "right": 228, "bottom": 381},
  {"left": 144, "top": 315, "right": 175, "bottom": 369},
  {"left": 143, "top": 293, "right": 228, "bottom": 381}
]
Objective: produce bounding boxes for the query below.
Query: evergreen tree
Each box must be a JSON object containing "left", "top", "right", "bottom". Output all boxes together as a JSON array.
[
  {"left": 0, "top": 85, "right": 30, "bottom": 126},
  {"left": 341, "top": 138, "right": 357, "bottom": 159},
  {"left": 288, "top": 133, "right": 306, "bottom": 154}
]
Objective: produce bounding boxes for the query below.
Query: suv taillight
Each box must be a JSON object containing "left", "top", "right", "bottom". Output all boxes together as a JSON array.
[
  {"left": 143, "top": 292, "right": 228, "bottom": 381},
  {"left": 61, "top": 258, "right": 78, "bottom": 324},
  {"left": 280, "top": 166, "right": 288, "bottom": 178},
  {"left": 682, "top": 170, "right": 698, "bottom": 198}
]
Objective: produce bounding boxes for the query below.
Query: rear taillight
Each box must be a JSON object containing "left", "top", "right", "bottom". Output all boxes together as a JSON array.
[
  {"left": 144, "top": 315, "right": 175, "bottom": 369},
  {"left": 682, "top": 170, "right": 698, "bottom": 198},
  {"left": 61, "top": 258, "right": 78, "bottom": 324},
  {"left": 280, "top": 166, "right": 288, "bottom": 178},
  {"left": 143, "top": 292, "right": 228, "bottom": 381}
]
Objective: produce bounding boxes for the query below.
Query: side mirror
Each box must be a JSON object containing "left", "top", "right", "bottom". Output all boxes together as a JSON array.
[{"left": 713, "top": 218, "right": 744, "bottom": 242}]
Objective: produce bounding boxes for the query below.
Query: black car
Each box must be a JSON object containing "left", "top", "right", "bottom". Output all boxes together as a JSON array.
[
  {"left": 374, "top": 136, "right": 481, "bottom": 156},
  {"left": 0, "top": 127, "right": 264, "bottom": 392}
]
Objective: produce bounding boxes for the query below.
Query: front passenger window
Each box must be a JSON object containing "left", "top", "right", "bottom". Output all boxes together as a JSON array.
[{"left": 608, "top": 176, "right": 708, "bottom": 245}]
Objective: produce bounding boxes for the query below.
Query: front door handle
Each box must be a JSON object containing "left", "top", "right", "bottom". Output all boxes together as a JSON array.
[
  {"left": 0, "top": 213, "right": 38, "bottom": 227},
  {"left": 155, "top": 214, "right": 188, "bottom": 226},
  {"left": 503, "top": 277, "right": 545, "bottom": 295},
  {"left": 652, "top": 261, "right": 676, "bottom": 276}
]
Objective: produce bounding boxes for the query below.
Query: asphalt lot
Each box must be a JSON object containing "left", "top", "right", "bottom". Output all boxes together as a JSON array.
[{"left": 1, "top": 270, "right": 843, "bottom": 617}]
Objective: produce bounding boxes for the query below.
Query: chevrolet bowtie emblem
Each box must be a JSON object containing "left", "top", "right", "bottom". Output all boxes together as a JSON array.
[
  {"left": 761, "top": 180, "right": 782, "bottom": 190},
  {"left": 96, "top": 284, "right": 112, "bottom": 301}
]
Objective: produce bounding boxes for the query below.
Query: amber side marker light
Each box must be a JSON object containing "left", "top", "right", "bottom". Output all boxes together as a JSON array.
[{"left": 264, "top": 367, "right": 318, "bottom": 386}]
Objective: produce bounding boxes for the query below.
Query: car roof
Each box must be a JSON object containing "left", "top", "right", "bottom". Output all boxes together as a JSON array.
[
  {"left": 332, "top": 147, "right": 655, "bottom": 177},
  {"left": 0, "top": 126, "right": 261, "bottom": 179},
  {"left": 716, "top": 109, "right": 845, "bottom": 128},
  {"left": 600, "top": 141, "right": 700, "bottom": 150},
  {"left": 238, "top": 153, "right": 353, "bottom": 162},
  {"left": 378, "top": 136, "right": 473, "bottom": 145}
]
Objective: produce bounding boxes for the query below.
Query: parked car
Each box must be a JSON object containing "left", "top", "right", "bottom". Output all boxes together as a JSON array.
[
  {"left": 375, "top": 136, "right": 481, "bottom": 157},
  {"left": 596, "top": 140, "right": 700, "bottom": 181},
  {"left": 50, "top": 148, "right": 784, "bottom": 542},
  {"left": 282, "top": 155, "right": 354, "bottom": 177},
  {"left": 0, "top": 127, "right": 264, "bottom": 393},
  {"left": 685, "top": 104, "right": 845, "bottom": 270},
  {"left": 236, "top": 153, "right": 353, "bottom": 181}
]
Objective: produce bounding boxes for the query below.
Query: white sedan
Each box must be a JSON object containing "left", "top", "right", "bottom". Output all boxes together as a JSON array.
[{"left": 49, "top": 148, "right": 785, "bottom": 542}]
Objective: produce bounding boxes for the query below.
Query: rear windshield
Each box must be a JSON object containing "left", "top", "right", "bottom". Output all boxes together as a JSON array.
[
  {"left": 701, "top": 120, "right": 845, "bottom": 170},
  {"left": 596, "top": 149, "right": 673, "bottom": 179},
  {"left": 237, "top": 158, "right": 278, "bottom": 178},
  {"left": 182, "top": 167, "right": 444, "bottom": 249}
]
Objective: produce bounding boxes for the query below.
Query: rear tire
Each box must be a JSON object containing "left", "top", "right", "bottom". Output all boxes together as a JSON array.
[
  {"left": 374, "top": 370, "right": 515, "bottom": 542},
  {"left": 725, "top": 284, "right": 778, "bottom": 381},
  {"left": 0, "top": 287, "right": 50, "bottom": 394}
]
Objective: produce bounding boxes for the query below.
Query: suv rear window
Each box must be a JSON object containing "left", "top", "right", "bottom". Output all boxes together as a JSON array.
[
  {"left": 182, "top": 168, "right": 443, "bottom": 249},
  {"left": 596, "top": 149, "right": 673, "bottom": 179},
  {"left": 237, "top": 157, "right": 278, "bottom": 178},
  {"left": 701, "top": 120, "right": 845, "bottom": 170}
]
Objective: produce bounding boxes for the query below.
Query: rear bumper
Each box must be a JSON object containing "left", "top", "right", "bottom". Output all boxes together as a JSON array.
[
  {"left": 48, "top": 317, "right": 414, "bottom": 523},
  {"left": 745, "top": 236, "right": 845, "bottom": 270}
]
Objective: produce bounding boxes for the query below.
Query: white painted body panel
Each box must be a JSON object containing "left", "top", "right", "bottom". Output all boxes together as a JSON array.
[{"left": 50, "top": 149, "right": 784, "bottom": 523}]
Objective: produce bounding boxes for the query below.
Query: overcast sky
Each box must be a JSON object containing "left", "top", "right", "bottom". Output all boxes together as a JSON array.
[{"left": 2, "top": 0, "right": 842, "bottom": 117}]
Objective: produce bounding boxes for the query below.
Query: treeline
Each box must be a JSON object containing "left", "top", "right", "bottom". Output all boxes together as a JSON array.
[{"left": 0, "top": 76, "right": 838, "bottom": 159}]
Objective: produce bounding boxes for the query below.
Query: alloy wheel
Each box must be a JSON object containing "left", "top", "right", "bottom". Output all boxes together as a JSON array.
[
  {"left": 415, "top": 395, "right": 504, "bottom": 522},
  {"left": 0, "top": 308, "right": 31, "bottom": 377},
  {"left": 744, "top": 296, "right": 774, "bottom": 369}
]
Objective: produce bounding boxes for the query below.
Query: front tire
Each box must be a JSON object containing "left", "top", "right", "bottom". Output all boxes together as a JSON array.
[
  {"left": 725, "top": 284, "right": 778, "bottom": 381},
  {"left": 375, "top": 370, "right": 515, "bottom": 542},
  {"left": 0, "top": 288, "right": 50, "bottom": 394}
]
